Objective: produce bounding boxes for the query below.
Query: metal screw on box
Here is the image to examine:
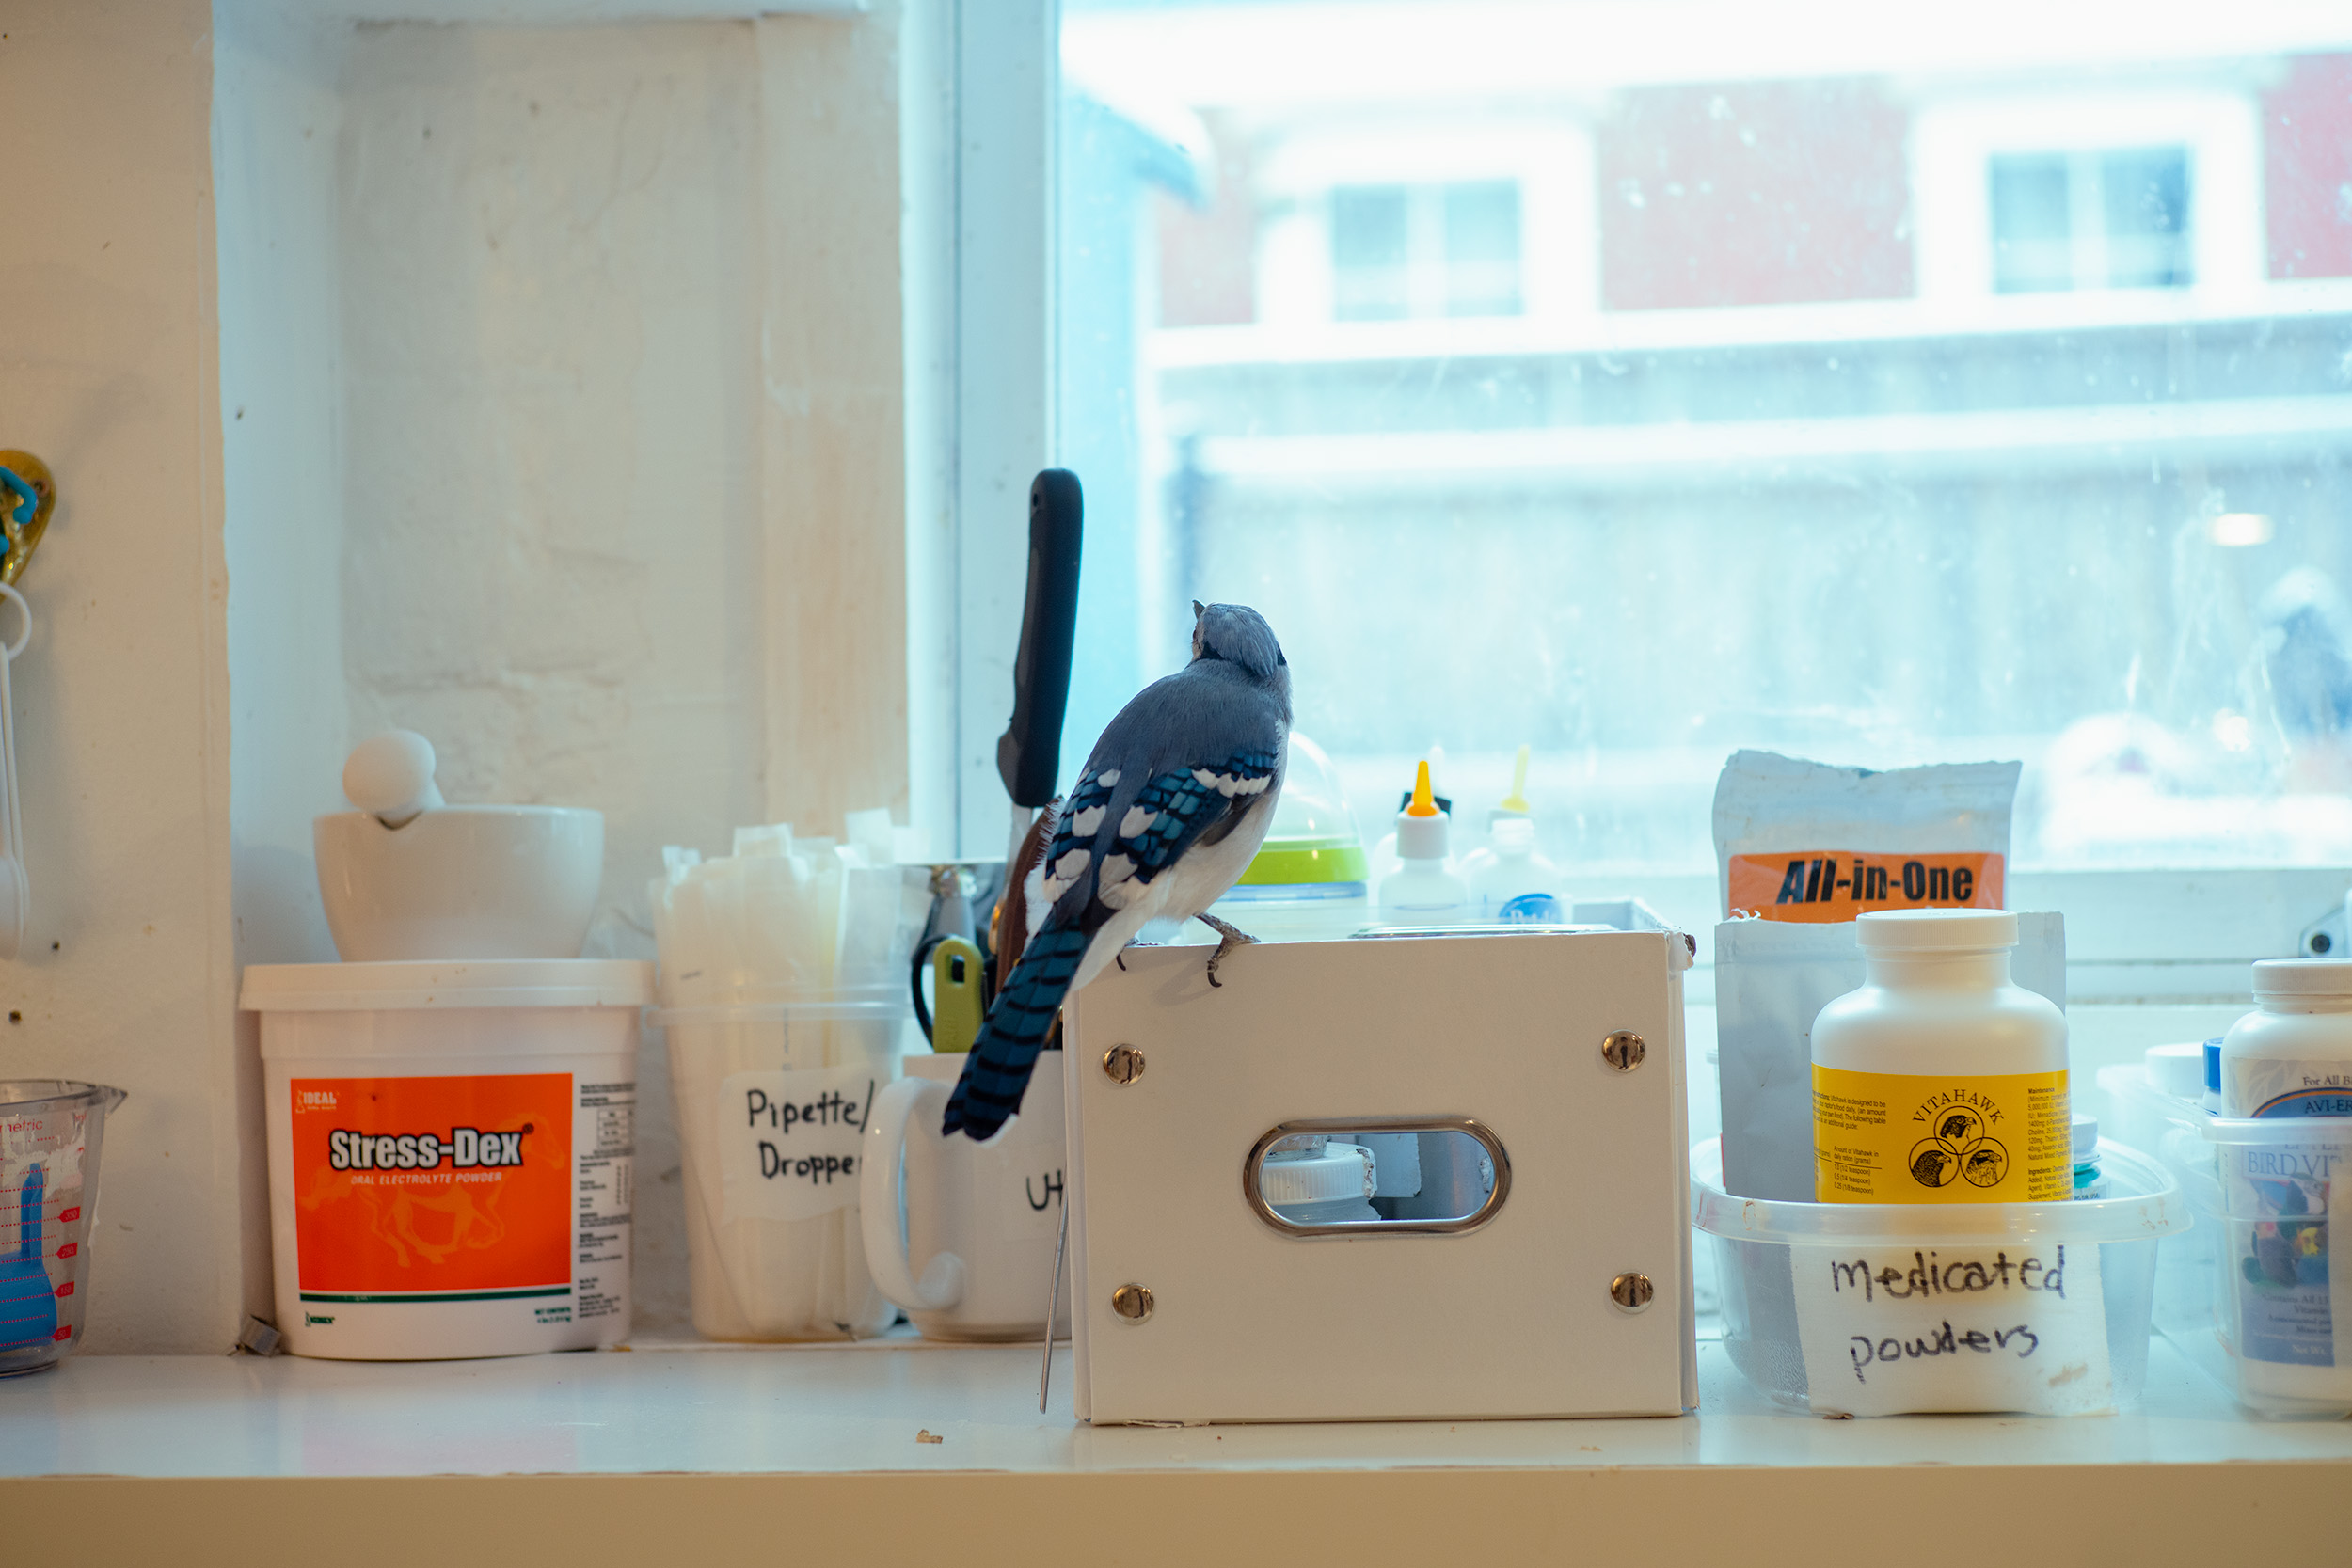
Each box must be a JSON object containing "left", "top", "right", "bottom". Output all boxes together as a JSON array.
[
  {"left": 1601, "top": 1031, "right": 1645, "bottom": 1071},
  {"left": 1102, "top": 1044, "right": 1146, "bottom": 1085},
  {"left": 1111, "top": 1283, "right": 1154, "bottom": 1323},
  {"left": 1610, "top": 1273, "right": 1655, "bottom": 1312}
]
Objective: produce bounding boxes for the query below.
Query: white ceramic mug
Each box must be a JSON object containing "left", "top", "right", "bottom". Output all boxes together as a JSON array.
[{"left": 859, "top": 1053, "right": 1071, "bottom": 1342}]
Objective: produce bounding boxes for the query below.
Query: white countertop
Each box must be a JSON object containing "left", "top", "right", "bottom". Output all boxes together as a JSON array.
[
  {"left": 7, "top": 1334, "right": 2349, "bottom": 1564},
  {"left": 5, "top": 1332, "right": 2347, "bottom": 1478}
]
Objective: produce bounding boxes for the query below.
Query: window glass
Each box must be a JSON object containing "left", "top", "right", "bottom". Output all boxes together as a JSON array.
[
  {"left": 2100, "top": 149, "right": 2192, "bottom": 287},
  {"left": 1993, "top": 148, "right": 2191, "bottom": 293},
  {"left": 1057, "top": 3, "right": 2352, "bottom": 878},
  {"left": 1441, "top": 180, "right": 1521, "bottom": 316},
  {"left": 1989, "top": 154, "right": 2076, "bottom": 293},
  {"left": 1331, "top": 185, "right": 1412, "bottom": 320}
]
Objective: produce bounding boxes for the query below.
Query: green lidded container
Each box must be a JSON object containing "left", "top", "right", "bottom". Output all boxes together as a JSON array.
[{"left": 1233, "top": 733, "right": 1369, "bottom": 888}]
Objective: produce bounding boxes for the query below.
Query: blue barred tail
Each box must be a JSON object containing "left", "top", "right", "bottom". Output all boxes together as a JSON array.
[{"left": 941, "top": 926, "right": 1089, "bottom": 1139}]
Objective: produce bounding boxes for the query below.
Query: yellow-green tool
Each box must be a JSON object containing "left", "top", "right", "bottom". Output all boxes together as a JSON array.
[{"left": 927, "top": 935, "right": 987, "bottom": 1054}]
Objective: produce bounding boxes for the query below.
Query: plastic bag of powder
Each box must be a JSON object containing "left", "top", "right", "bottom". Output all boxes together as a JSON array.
[{"left": 1708, "top": 752, "right": 2063, "bottom": 1202}]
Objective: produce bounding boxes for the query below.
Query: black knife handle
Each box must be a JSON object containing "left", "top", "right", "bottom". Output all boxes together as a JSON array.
[{"left": 997, "top": 469, "right": 1084, "bottom": 809}]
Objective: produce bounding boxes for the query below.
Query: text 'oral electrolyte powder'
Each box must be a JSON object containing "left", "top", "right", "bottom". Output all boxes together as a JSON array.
[{"left": 244, "top": 960, "right": 651, "bottom": 1360}]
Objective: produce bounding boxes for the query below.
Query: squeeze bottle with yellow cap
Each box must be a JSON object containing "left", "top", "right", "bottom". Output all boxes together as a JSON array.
[
  {"left": 1458, "top": 745, "right": 1565, "bottom": 919},
  {"left": 1377, "top": 761, "right": 1470, "bottom": 923},
  {"left": 1811, "top": 908, "right": 2070, "bottom": 1204}
]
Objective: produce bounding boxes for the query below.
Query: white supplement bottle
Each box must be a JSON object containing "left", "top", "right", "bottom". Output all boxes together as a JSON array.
[
  {"left": 2217, "top": 959, "right": 2352, "bottom": 1402},
  {"left": 1812, "top": 909, "right": 2070, "bottom": 1204}
]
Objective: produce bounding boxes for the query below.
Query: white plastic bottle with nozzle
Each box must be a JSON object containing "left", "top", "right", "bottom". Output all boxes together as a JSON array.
[
  {"left": 1457, "top": 747, "right": 1565, "bottom": 920},
  {"left": 1377, "top": 761, "right": 1469, "bottom": 924},
  {"left": 1463, "top": 816, "right": 1564, "bottom": 921}
]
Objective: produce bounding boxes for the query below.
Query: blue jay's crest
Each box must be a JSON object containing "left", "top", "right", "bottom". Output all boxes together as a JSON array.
[
  {"left": 942, "top": 600, "right": 1292, "bottom": 1141},
  {"left": 1192, "top": 600, "right": 1287, "bottom": 680}
]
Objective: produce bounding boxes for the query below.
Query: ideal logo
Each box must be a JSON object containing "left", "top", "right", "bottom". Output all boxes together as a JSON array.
[{"left": 305, "top": 1313, "right": 335, "bottom": 1326}]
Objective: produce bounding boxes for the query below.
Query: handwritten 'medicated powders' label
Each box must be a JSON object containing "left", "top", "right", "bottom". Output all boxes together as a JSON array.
[
  {"left": 1814, "top": 1065, "right": 2070, "bottom": 1203},
  {"left": 717, "top": 1065, "right": 880, "bottom": 1224},
  {"left": 1790, "top": 1243, "right": 2112, "bottom": 1416}
]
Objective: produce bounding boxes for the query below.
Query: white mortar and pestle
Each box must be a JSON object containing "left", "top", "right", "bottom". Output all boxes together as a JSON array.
[{"left": 314, "top": 731, "right": 603, "bottom": 961}]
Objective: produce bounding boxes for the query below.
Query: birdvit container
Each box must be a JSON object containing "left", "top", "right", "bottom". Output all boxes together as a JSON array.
[{"left": 243, "top": 959, "right": 651, "bottom": 1360}]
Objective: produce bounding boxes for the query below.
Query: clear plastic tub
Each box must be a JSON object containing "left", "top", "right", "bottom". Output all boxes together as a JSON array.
[
  {"left": 2104, "top": 1062, "right": 2352, "bottom": 1418},
  {"left": 657, "top": 996, "right": 908, "bottom": 1341},
  {"left": 1692, "top": 1136, "right": 2184, "bottom": 1415},
  {"left": 1, "top": 1080, "right": 128, "bottom": 1376}
]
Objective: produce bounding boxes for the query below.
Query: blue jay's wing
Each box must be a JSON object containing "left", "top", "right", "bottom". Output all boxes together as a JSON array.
[
  {"left": 941, "top": 745, "right": 1280, "bottom": 1141},
  {"left": 1081, "top": 749, "right": 1279, "bottom": 916}
]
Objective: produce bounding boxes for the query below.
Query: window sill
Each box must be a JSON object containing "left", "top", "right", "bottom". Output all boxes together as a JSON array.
[{"left": 5, "top": 1333, "right": 2347, "bottom": 1558}]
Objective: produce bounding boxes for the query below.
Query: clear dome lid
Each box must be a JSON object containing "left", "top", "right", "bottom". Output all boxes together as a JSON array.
[{"left": 1237, "top": 732, "right": 1369, "bottom": 886}]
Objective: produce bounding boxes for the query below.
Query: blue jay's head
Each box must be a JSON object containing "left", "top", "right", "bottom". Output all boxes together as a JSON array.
[{"left": 1191, "top": 601, "right": 1286, "bottom": 683}]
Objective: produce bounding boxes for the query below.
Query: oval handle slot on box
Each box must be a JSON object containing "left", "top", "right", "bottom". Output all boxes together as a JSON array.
[{"left": 1243, "top": 1117, "right": 1511, "bottom": 1238}]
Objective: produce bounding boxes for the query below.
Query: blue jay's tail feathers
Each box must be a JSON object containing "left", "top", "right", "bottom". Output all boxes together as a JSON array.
[{"left": 940, "top": 925, "right": 1089, "bottom": 1140}]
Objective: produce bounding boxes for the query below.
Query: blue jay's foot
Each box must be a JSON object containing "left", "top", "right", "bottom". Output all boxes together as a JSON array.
[
  {"left": 1196, "top": 913, "right": 1260, "bottom": 989},
  {"left": 1113, "top": 939, "right": 1164, "bottom": 974}
]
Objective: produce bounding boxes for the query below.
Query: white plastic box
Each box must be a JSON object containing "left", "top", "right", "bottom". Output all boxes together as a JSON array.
[
  {"left": 1692, "top": 1136, "right": 2184, "bottom": 1416},
  {"left": 1061, "top": 918, "right": 1695, "bottom": 1424},
  {"left": 2105, "top": 1061, "right": 2352, "bottom": 1418},
  {"left": 243, "top": 960, "right": 650, "bottom": 1360}
]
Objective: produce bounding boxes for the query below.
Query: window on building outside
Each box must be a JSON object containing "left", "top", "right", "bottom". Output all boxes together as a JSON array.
[
  {"left": 1331, "top": 180, "right": 1523, "bottom": 321},
  {"left": 1991, "top": 147, "right": 2193, "bottom": 293}
]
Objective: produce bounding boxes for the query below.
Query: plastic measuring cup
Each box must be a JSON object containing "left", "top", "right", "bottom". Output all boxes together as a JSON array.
[{"left": 1, "top": 1080, "right": 128, "bottom": 1375}]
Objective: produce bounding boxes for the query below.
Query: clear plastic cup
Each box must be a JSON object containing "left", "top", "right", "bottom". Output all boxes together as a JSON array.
[{"left": 1, "top": 1080, "right": 128, "bottom": 1375}]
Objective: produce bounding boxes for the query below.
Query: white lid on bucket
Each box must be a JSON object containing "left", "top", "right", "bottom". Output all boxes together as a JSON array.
[{"left": 241, "top": 958, "right": 654, "bottom": 1012}]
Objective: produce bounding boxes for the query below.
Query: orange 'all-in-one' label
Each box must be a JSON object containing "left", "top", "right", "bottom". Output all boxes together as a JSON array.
[
  {"left": 1728, "top": 851, "right": 2003, "bottom": 923},
  {"left": 290, "top": 1074, "right": 572, "bottom": 1301}
]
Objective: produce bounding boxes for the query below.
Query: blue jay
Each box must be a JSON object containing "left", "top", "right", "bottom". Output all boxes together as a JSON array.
[{"left": 943, "top": 602, "right": 1291, "bottom": 1140}]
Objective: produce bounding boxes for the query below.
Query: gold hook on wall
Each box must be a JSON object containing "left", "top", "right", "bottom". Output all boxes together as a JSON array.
[{"left": 0, "top": 451, "right": 56, "bottom": 587}]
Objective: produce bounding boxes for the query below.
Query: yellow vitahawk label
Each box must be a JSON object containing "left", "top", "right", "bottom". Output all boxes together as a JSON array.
[{"left": 1814, "top": 1065, "right": 2070, "bottom": 1204}]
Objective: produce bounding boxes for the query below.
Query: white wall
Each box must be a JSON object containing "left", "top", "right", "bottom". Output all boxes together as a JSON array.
[
  {"left": 215, "top": 5, "right": 926, "bottom": 1340},
  {"left": 0, "top": 0, "right": 929, "bottom": 1352},
  {"left": 0, "top": 0, "right": 247, "bottom": 1353}
]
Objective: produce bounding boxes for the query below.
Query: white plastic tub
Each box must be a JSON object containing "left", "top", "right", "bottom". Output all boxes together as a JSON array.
[
  {"left": 656, "top": 995, "right": 905, "bottom": 1341},
  {"left": 2105, "top": 1062, "right": 2352, "bottom": 1418},
  {"left": 1692, "top": 1136, "right": 2184, "bottom": 1416},
  {"left": 243, "top": 959, "right": 651, "bottom": 1360}
]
